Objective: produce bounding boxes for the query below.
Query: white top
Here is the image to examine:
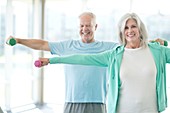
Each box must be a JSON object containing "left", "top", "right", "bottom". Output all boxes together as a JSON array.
[{"left": 117, "top": 46, "right": 158, "bottom": 113}]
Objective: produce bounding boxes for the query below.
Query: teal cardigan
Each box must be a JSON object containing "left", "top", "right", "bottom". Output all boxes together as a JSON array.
[{"left": 50, "top": 43, "right": 170, "bottom": 113}]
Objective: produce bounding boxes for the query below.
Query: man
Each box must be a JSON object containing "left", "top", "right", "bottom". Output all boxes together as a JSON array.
[{"left": 6, "top": 12, "right": 166, "bottom": 113}]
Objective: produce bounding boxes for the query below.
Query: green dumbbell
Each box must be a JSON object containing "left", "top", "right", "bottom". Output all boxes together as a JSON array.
[
  {"left": 7, "top": 38, "right": 16, "bottom": 46},
  {"left": 164, "top": 40, "right": 168, "bottom": 46}
]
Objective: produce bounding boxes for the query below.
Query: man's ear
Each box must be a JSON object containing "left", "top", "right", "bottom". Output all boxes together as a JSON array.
[{"left": 95, "top": 24, "right": 98, "bottom": 30}]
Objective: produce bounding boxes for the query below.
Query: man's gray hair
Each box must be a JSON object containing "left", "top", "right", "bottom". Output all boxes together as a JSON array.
[{"left": 79, "top": 12, "right": 97, "bottom": 25}]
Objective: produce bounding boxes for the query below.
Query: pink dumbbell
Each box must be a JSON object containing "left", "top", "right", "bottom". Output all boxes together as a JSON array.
[{"left": 34, "top": 60, "right": 42, "bottom": 67}]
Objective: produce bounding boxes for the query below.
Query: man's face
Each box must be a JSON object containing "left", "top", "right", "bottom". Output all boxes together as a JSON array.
[{"left": 79, "top": 15, "right": 97, "bottom": 43}]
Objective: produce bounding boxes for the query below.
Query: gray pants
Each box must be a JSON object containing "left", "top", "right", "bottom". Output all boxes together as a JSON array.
[
  {"left": 63, "top": 103, "right": 106, "bottom": 113},
  {"left": 0, "top": 107, "right": 4, "bottom": 113}
]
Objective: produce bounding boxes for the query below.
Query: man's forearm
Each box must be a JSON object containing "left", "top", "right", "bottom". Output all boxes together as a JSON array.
[
  {"left": 6, "top": 36, "right": 50, "bottom": 51},
  {"left": 16, "top": 38, "right": 49, "bottom": 51}
]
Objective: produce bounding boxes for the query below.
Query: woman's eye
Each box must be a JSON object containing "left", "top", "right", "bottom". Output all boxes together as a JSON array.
[{"left": 132, "top": 25, "right": 137, "bottom": 28}]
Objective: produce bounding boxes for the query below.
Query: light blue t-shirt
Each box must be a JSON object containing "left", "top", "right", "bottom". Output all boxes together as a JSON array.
[{"left": 49, "top": 40, "right": 118, "bottom": 103}]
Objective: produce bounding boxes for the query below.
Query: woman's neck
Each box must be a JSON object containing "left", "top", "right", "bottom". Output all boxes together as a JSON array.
[{"left": 125, "top": 41, "right": 141, "bottom": 49}]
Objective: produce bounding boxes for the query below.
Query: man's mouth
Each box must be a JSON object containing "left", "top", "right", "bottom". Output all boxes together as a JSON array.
[{"left": 83, "top": 32, "right": 90, "bottom": 36}]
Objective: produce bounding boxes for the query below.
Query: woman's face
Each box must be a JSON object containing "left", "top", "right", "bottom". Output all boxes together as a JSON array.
[{"left": 124, "top": 19, "right": 140, "bottom": 44}]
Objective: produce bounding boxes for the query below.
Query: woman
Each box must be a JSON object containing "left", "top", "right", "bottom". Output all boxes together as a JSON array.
[{"left": 38, "top": 13, "right": 170, "bottom": 113}]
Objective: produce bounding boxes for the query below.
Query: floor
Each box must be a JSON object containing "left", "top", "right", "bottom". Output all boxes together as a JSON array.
[
  {"left": 1, "top": 98, "right": 170, "bottom": 113},
  {"left": 1, "top": 104, "right": 63, "bottom": 113},
  {"left": 9, "top": 104, "right": 170, "bottom": 113}
]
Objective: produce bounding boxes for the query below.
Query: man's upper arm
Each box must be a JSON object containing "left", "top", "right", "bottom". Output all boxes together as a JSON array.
[{"left": 43, "top": 41, "right": 51, "bottom": 51}]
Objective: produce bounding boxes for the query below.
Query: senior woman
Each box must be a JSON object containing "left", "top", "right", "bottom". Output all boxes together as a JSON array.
[{"left": 38, "top": 13, "right": 170, "bottom": 113}]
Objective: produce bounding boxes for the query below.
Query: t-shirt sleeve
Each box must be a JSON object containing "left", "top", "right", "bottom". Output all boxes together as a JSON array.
[{"left": 48, "top": 40, "right": 72, "bottom": 55}]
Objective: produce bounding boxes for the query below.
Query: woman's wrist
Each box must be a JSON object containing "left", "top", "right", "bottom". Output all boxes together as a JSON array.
[{"left": 49, "top": 57, "right": 57, "bottom": 64}]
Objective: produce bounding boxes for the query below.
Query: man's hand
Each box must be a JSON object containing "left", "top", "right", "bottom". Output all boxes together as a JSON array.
[{"left": 6, "top": 36, "right": 17, "bottom": 46}]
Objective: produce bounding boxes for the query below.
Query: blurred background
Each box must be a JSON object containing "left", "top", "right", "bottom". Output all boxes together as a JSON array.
[{"left": 0, "top": 0, "right": 170, "bottom": 113}]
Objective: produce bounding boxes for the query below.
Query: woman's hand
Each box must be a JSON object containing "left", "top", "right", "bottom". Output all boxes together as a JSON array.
[{"left": 34, "top": 58, "right": 50, "bottom": 67}]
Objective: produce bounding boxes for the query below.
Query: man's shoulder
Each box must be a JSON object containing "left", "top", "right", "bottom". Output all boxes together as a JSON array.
[
  {"left": 96, "top": 40, "right": 118, "bottom": 46},
  {"left": 97, "top": 40, "right": 117, "bottom": 44},
  {"left": 49, "top": 39, "right": 78, "bottom": 44}
]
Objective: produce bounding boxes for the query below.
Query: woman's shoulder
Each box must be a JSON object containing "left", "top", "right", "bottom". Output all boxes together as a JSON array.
[{"left": 108, "top": 45, "right": 125, "bottom": 55}]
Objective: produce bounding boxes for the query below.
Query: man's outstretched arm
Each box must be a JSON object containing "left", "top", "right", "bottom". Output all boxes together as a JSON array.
[{"left": 6, "top": 36, "right": 50, "bottom": 51}]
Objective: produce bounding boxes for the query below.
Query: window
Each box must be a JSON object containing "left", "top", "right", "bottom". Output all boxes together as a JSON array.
[{"left": 0, "top": 0, "right": 35, "bottom": 111}]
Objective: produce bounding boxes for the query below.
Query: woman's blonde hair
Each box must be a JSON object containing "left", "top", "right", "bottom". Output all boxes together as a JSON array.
[{"left": 117, "top": 13, "right": 148, "bottom": 46}]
